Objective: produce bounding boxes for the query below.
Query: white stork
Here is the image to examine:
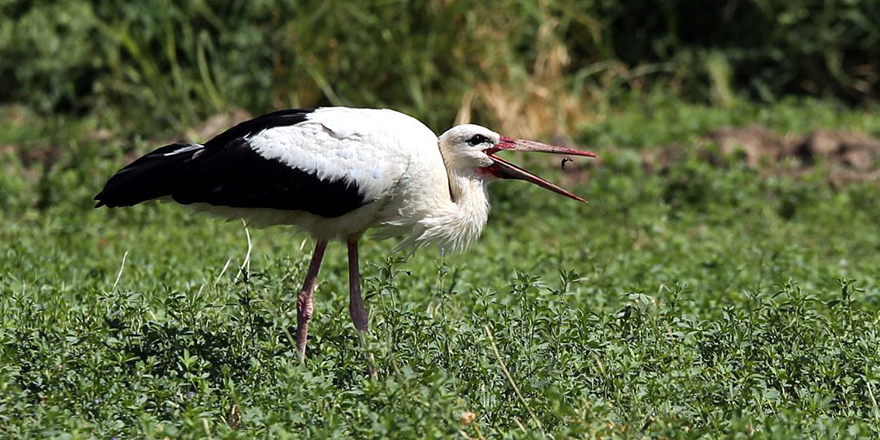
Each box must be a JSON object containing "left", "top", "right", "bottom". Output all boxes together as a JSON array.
[{"left": 95, "top": 107, "right": 596, "bottom": 369}]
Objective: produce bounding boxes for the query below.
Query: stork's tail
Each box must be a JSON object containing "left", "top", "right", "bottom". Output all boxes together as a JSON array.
[{"left": 94, "top": 143, "right": 203, "bottom": 208}]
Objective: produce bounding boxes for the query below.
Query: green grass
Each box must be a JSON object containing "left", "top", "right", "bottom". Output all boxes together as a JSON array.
[
  {"left": 583, "top": 92, "right": 880, "bottom": 149},
  {"left": 2, "top": 97, "right": 880, "bottom": 439}
]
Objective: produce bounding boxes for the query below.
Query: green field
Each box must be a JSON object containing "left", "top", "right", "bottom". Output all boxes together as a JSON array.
[
  {"left": 4, "top": 1, "right": 880, "bottom": 437},
  {"left": 2, "top": 95, "right": 880, "bottom": 439}
]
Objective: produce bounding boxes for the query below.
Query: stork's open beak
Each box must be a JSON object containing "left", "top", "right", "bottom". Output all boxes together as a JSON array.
[{"left": 483, "top": 136, "right": 597, "bottom": 202}]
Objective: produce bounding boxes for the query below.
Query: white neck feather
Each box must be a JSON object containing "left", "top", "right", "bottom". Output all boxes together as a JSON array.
[{"left": 410, "top": 169, "right": 490, "bottom": 253}]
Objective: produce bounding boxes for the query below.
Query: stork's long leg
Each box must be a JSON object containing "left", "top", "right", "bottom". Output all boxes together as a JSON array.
[
  {"left": 347, "top": 240, "right": 377, "bottom": 377},
  {"left": 347, "top": 240, "right": 369, "bottom": 333},
  {"left": 295, "top": 240, "right": 327, "bottom": 362}
]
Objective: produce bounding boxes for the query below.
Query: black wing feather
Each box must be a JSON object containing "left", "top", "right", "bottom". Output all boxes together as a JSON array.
[
  {"left": 95, "top": 108, "right": 369, "bottom": 218},
  {"left": 204, "top": 108, "right": 314, "bottom": 149},
  {"left": 94, "top": 143, "right": 197, "bottom": 208}
]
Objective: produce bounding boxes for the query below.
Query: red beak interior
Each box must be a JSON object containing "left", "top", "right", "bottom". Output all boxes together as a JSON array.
[{"left": 482, "top": 136, "right": 597, "bottom": 202}]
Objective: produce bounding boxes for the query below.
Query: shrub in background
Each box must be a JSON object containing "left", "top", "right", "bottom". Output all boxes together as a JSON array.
[{"left": 0, "top": 0, "right": 877, "bottom": 132}]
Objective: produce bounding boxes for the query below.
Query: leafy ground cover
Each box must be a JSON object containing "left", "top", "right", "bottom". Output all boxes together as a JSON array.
[{"left": 2, "top": 96, "right": 880, "bottom": 438}]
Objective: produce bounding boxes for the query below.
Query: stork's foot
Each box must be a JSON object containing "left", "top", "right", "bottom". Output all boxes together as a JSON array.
[
  {"left": 356, "top": 334, "right": 377, "bottom": 379},
  {"left": 350, "top": 298, "right": 377, "bottom": 379}
]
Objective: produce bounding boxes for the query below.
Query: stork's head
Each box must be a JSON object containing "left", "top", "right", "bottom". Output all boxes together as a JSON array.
[{"left": 438, "top": 124, "right": 597, "bottom": 202}]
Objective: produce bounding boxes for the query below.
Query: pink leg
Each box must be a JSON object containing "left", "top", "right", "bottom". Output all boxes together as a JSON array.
[
  {"left": 348, "top": 240, "right": 377, "bottom": 377},
  {"left": 296, "top": 240, "right": 327, "bottom": 362}
]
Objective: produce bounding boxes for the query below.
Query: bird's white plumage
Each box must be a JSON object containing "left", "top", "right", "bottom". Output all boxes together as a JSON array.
[
  {"left": 201, "top": 107, "right": 490, "bottom": 252},
  {"left": 244, "top": 108, "right": 431, "bottom": 203}
]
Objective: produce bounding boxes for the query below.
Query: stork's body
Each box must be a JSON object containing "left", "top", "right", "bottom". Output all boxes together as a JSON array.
[{"left": 96, "top": 107, "right": 596, "bottom": 372}]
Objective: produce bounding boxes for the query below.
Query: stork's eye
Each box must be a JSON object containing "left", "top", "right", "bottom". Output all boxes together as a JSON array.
[{"left": 466, "top": 134, "right": 490, "bottom": 146}]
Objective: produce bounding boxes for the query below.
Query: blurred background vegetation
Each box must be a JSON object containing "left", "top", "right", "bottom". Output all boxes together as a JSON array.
[{"left": 2, "top": 0, "right": 878, "bottom": 136}]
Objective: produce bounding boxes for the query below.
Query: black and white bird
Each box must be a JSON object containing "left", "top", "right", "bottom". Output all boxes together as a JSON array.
[{"left": 95, "top": 107, "right": 597, "bottom": 369}]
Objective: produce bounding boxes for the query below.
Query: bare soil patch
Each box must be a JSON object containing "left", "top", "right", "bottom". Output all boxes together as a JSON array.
[{"left": 641, "top": 125, "right": 880, "bottom": 186}]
